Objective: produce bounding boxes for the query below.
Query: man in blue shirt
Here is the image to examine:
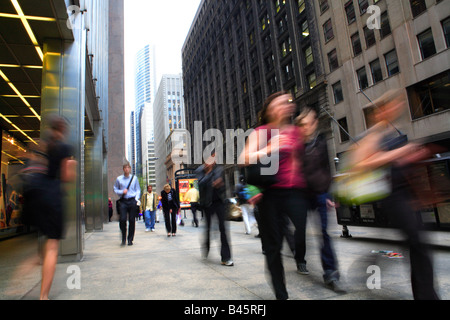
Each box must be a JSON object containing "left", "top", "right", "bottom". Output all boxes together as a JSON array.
[{"left": 114, "top": 162, "right": 141, "bottom": 246}]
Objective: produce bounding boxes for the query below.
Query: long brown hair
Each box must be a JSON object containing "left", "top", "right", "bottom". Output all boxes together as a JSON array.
[{"left": 257, "top": 91, "right": 288, "bottom": 126}]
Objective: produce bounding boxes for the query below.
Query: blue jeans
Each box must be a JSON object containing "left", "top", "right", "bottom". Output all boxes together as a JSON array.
[
  {"left": 310, "top": 193, "right": 338, "bottom": 277},
  {"left": 144, "top": 210, "right": 156, "bottom": 230}
]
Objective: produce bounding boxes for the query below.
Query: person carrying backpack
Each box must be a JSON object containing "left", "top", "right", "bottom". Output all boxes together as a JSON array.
[{"left": 234, "top": 175, "right": 256, "bottom": 235}]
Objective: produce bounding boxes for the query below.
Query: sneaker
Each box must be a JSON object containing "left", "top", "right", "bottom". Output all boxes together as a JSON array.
[
  {"left": 145, "top": 228, "right": 150, "bottom": 232},
  {"left": 221, "top": 260, "right": 234, "bottom": 267},
  {"left": 326, "top": 280, "right": 346, "bottom": 293},
  {"left": 323, "top": 270, "right": 340, "bottom": 284},
  {"left": 297, "top": 263, "right": 309, "bottom": 275},
  {"left": 151, "top": 229, "right": 156, "bottom": 232}
]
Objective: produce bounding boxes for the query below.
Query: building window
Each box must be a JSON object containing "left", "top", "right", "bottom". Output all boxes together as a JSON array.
[
  {"left": 357, "top": 67, "right": 369, "bottom": 90},
  {"left": 301, "top": 20, "right": 310, "bottom": 38},
  {"left": 380, "top": 11, "right": 391, "bottom": 39},
  {"left": 281, "top": 39, "right": 292, "bottom": 57},
  {"left": 345, "top": 1, "right": 356, "bottom": 25},
  {"left": 370, "top": 59, "right": 383, "bottom": 84},
  {"left": 364, "top": 26, "right": 376, "bottom": 48},
  {"left": 410, "top": 0, "right": 427, "bottom": 18},
  {"left": 298, "top": 0, "right": 305, "bottom": 14},
  {"left": 443, "top": 17, "right": 450, "bottom": 48},
  {"left": 408, "top": 72, "right": 450, "bottom": 120},
  {"left": 333, "top": 81, "right": 344, "bottom": 104},
  {"left": 323, "top": 19, "right": 334, "bottom": 42},
  {"left": 385, "top": 50, "right": 399, "bottom": 76},
  {"left": 261, "top": 14, "right": 270, "bottom": 31},
  {"left": 283, "top": 61, "right": 295, "bottom": 82},
  {"left": 275, "top": 0, "right": 286, "bottom": 13},
  {"left": 319, "top": 0, "right": 329, "bottom": 14},
  {"left": 304, "top": 46, "right": 314, "bottom": 65},
  {"left": 358, "top": 0, "right": 369, "bottom": 14},
  {"left": 328, "top": 49, "right": 339, "bottom": 72},
  {"left": 351, "top": 32, "right": 362, "bottom": 56},
  {"left": 338, "top": 118, "right": 350, "bottom": 143},
  {"left": 308, "top": 72, "right": 317, "bottom": 89},
  {"left": 418, "top": 28, "right": 436, "bottom": 60}
]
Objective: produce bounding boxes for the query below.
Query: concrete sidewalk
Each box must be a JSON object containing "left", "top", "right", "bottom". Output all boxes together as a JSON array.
[{"left": 1, "top": 212, "right": 450, "bottom": 300}]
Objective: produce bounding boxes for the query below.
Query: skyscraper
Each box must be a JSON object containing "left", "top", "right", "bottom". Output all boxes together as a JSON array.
[
  {"left": 153, "top": 74, "right": 186, "bottom": 193},
  {"left": 134, "top": 44, "right": 157, "bottom": 176},
  {"left": 129, "top": 111, "right": 136, "bottom": 174}
]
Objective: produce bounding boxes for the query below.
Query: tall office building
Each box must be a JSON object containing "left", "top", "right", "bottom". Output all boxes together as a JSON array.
[
  {"left": 134, "top": 44, "right": 157, "bottom": 176},
  {"left": 129, "top": 111, "right": 136, "bottom": 174},
  {"left": 141, "top": 102, "right": 157, "bottom": 186},
  {"left": 312, "top": 0, "right": 450, "bottom": 159},
  {"left": 153, "top": 74, "right": 186, "bottom": 193},
  {"left": 182, "top": 0, "right": 328, "bottom": 192}
]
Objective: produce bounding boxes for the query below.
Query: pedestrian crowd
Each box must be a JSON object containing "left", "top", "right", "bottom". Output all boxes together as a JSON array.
[
  {"left": 110, "top": 90, "right": 439, "bottom": 300},
  {"left": 22, "top": 91, "right": 440, "bottom": 300}
]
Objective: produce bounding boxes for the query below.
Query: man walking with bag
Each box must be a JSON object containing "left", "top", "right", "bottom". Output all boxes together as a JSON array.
[{"left": 114, "top": 161, "right": 141, "bottom": 246}]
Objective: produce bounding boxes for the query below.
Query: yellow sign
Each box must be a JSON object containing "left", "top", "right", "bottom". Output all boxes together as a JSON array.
[{"left": 178, "top": 179, "right": 198, "bottom": 209}]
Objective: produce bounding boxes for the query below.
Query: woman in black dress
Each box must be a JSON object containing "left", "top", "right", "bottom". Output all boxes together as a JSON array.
[{"left": 25, "top": 116, "right": 76, "bottom": 300}]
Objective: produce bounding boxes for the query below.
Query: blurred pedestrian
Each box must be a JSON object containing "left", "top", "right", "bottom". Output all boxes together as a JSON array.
[
  {"left": 196, "top": 155, "right": 233, "bottom": 266},
  {"left": 349, "top": 89, "right": 439, "bottom": 300},
  {"left": 185, "top": 183, "right": 200, "bottom": 227},
  {"left": 234, "top": 175, "right": 256, "bottom": 235},
  {"left": 141, "top": 185, "right": 158, "bottom": 232},
  {"left": 23, "top": 116, "right": 76, "bottom": 300},
  {"left": 114, "top": 161, "right": 141, "bottom": 246},
  {"left": 240, "top": 91, "right": 308, "bottom": 300},
  {"left": 157, "top": 197, "right": 162, "bottom": 223},
  {"left": 108, "top": 198, "right": 113, "bottom": 222},
  {"left": 297, "top": 107, "right": 344, "bottom": 292},
  {"left": 161, "top": 184, "right": 180, "bottom": 237}
]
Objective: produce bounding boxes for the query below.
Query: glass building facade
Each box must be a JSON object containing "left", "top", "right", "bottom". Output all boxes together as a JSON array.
[{"left": 0, "top": 0, "right": 126, "bottom": 262}]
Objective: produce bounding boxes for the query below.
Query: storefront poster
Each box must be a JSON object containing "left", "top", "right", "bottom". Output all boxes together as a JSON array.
[{"left": 178, "top": 179, "right": 198, "bottom": 209}]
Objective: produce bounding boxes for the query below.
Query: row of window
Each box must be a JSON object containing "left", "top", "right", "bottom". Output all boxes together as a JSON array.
[
  {"left": 331, "top": 15, "right": 449, "bottom": 106},
  {"left": 319, "top": 0, "right": 444, "bottom": 18},
  {"left": 332, "top": 49, "right": 399, "bottom": 106},
  {"left": 336, "top": 70, "right": 449, "bottom": 144}
]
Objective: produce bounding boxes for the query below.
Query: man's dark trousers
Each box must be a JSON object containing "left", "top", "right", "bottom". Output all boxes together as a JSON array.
[{"left": 119, "top": 198, "right": 138, "bottom": 243}]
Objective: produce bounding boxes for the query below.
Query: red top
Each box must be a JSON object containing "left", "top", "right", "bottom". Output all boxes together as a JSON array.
[{"left": 255, "top": 125, "right": 306, "bottom": 190}]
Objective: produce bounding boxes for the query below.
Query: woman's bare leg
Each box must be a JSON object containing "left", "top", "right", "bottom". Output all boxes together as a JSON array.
[{"left": 40, "top": 239, "right": 59, "bottom": 300}]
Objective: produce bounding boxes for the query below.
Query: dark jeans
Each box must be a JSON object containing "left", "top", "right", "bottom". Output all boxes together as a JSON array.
[
  {"left": 204, "top": 200, "right": 231, "bottom": 262},
  {"left": 309, "top": 193, "right": 338, "bottom": 280},
  {"left": 163, "top": 208, "right": 177, "bottom": 234},
  {"left": 259, "top": 188, "right": 308, "bottom": 300},
  {"left": 191, "top": 202, "right": 199, "bottom": 227},
  {"left": 119, "top": 198, "right": 138, "bottom": 242}
]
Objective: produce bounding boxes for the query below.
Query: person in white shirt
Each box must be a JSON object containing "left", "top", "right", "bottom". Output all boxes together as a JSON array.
[{"left": 114, "top": 162, "right": 141, "bottom": 246}]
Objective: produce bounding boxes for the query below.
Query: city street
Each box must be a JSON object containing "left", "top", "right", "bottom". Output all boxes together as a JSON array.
[{"left": 1, "top": 209, "right": 449, "bottom": 302}]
